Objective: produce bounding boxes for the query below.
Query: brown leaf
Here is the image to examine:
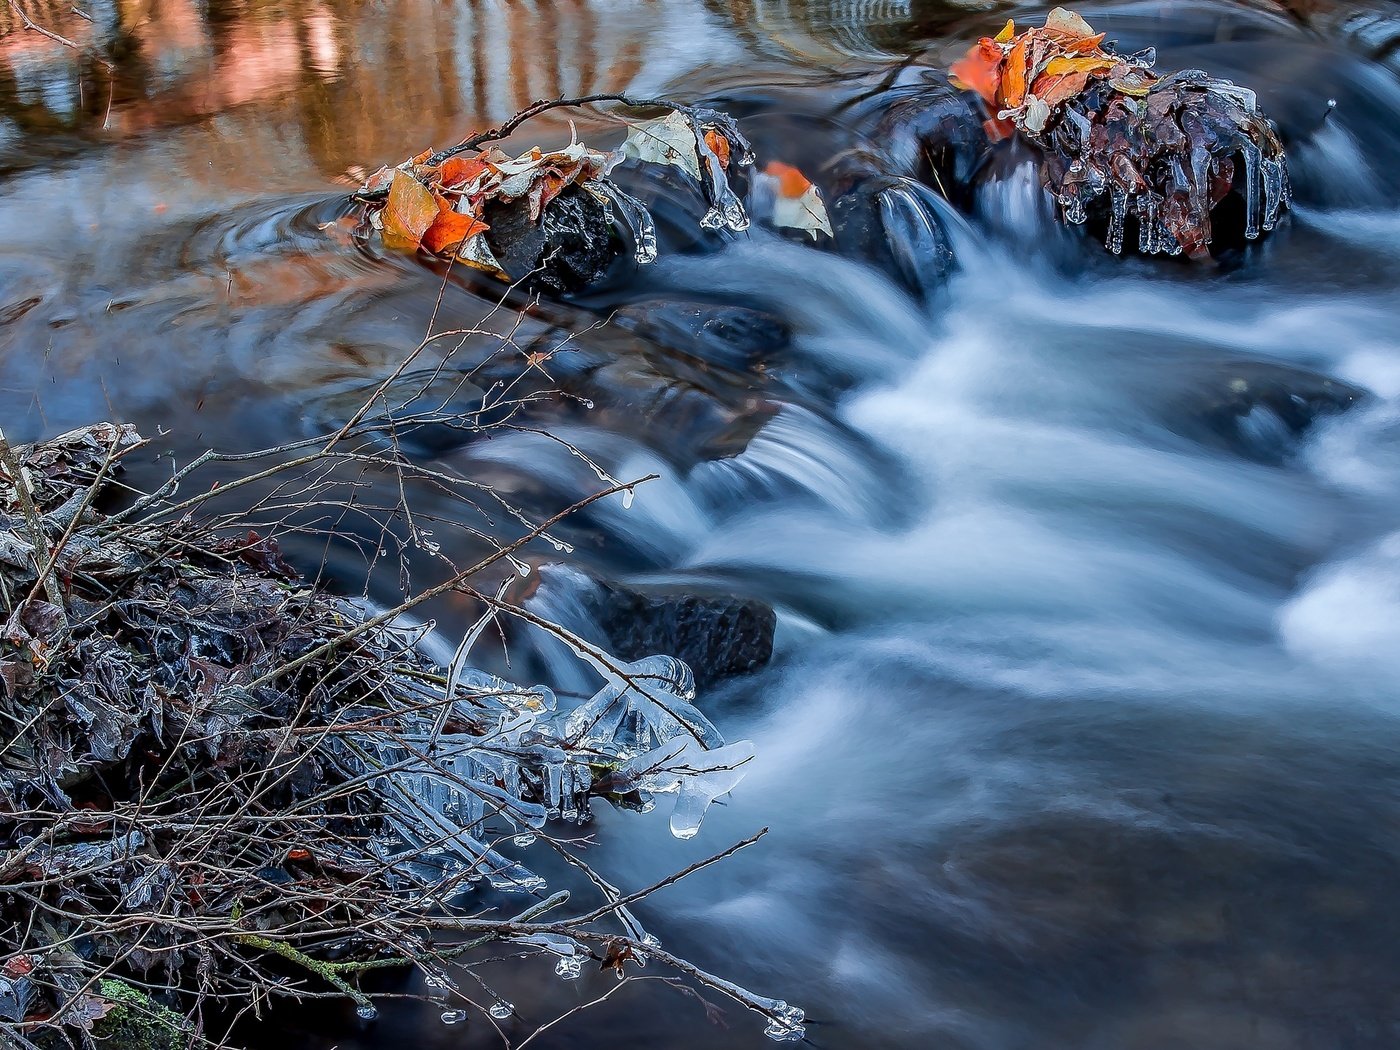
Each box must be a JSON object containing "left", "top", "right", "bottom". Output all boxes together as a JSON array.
[
  {"left": 362, "top": 165, "right": 394, "bottom": 193},
  {"left": 381, "top": 170, "right": 439, "bottom": 252},
  {"left": 1063, "top": 32, "right": 1107, "bottom": 54},
  {"left": 599, "top": 939, "right": 637, "bottom": 977}
]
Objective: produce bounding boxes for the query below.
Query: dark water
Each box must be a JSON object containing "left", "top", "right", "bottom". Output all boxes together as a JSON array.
[{"left": 7, "top": 1, "right": 1400, "bottom": 1047}]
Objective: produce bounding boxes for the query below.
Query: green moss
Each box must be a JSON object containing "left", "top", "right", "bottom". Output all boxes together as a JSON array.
[{"left": 91, "top": 979, "right": 191, "bottom": 1050}]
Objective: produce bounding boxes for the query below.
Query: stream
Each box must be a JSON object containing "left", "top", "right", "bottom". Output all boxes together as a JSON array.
[{"left": 6, "top": 1, "right": 1400, "bottom": 1048}]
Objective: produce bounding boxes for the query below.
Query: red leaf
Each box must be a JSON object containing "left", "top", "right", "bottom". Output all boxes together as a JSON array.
[{"left": 3, "top": 955, "right": 35, "bottom": 978}]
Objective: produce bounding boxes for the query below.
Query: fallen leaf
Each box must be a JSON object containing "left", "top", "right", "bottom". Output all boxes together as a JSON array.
[
  {"left": 1044, "top": 7, "right": 1095, "bottom": 39},
  {"left": 456, "top": 232, "right": 511, "bottom": 279},
  {"left": 362, "top": 165, "right": 394, "bottom": 193},
  {"left": 1022, "top": 95, "right": 1053, "bottom": 134},
  {"left": 620, "top": 110, "right": 704, "bottom": 182},
  {"left": 764, "top": 161, "right": 812, "bottom": 198},
  {"left": 994, "top": 18, "right": 1016, "bottom": 43},
  {"left": 62, "top": 995, "right": 114, "bottom": 1032},
  {"left": 423, "top": 208, "right": 490, "bottom": 255},
  {"left": 764, "top": 163, "right": 833, "bottom": 239},
  {"left": 1001, "top": 34, "right": 1031, "bottom": 108},
  {"left": 438, "top": 156, "right": 491, "bottom": 189},
  {"left": 381, "top": 170, "right": 439, "bottom": 251},
  {"left": 1034, "top": 69, "right": 1091, "bottom": 107},
  {"left": 703, "top": 128, "right": 731, "bottom": 170},
  {"left": 950, "top": 37, "right": 1004, "bottom": 106},
  {"left": 1063, "top": 32, "right": 1107, "bottom": 53},
  {"left": 1045, "top": 54, "right": 1115, "bottom": 77},
  {"left": 2, "top": 956, "right": 34, "bottom": 978}
]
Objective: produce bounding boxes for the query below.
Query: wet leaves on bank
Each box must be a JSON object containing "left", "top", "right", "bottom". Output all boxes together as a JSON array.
[{"left": 949, "top": 7, "right": 1290, "bottom": 258}]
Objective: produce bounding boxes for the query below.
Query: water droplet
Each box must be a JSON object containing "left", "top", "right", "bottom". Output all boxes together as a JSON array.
[
  {"left": 621, "top": 487, "right": 635, "bottom": 510},
  {"left": 356, "top": 1004, "right": 378, "bottom": 1021},
  {"left": 440, "top": 1009, "right": 467, "bottom": 1026},
  {"left": 424, "top": 969, "right": 450, "bottom": 995},
  {"left": 763, "top": 1002, "right": 806, "bottom": 1042},
  {"left": 555, "top": 956, "right": 583, "bottom": 980},
  {"left": 764, "top": 1019, "right": 806, "bottom": 1042},
  {"left": 489, "top": 1000, "right": 513, "bottom": 1020}
]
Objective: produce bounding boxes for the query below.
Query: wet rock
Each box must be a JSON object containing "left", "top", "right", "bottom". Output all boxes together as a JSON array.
[
  {"left": 856, "top": 69, "right": 989, "bottom": 207},
  {"left": 828, "top": 160, "right": 958, "bottom": 301},
  {"left": 594, "top": 582, "right": 776, "bottom": 687},
  {"left": 611, "top": 299, "right": 791, "bottom": 373},
  {"left": 1172, "top": 360, "right": 1365, "bottom": 463},
  {"left": 304, "top": 368, "right": 489, "bottom": 458},
  {"left": 483, "top": 187, "right": 615, "bottom": 294}
]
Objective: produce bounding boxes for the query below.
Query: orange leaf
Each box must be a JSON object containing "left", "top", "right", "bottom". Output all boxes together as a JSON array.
[
  {"left": 1064, "top": 32, "right": 1107, "bottom": 53},
  {"left": 764, "top": 161, "right": 813, "bottom": 198},
  {"left": 994, "top": 18, "right": 1015, "bottom": 44},
  {"left": 439, "top": 156, "right": 490, "bottom": 188},
  {"left": 1033, "top": 69, "right": 1091, "bottom": 108},
  {"left": 423, "top": 209, "right": 490, "bottom": 255},
  {"left": 950, "top": 37, "right": 1005, "bottom": 106},
  {"left": 704, "top": 129, "right": 731, "bottom": 170},
  {"left": 1045, "top": 54, "right": 1115, "bottom": 77},
  {"left": 381, "top": 170, "right": 439, "bottom": 251},
  {"left": 1001, "top": 34, "right": 1031, "bottom": 108},
  {"left": 287, "top": 848, "right": 312, "bottom": 861}
]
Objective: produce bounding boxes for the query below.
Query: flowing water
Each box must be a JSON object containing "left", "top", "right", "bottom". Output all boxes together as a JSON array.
[{"left": 6, "top": 1, "right": 1400, "bottom": 1047}]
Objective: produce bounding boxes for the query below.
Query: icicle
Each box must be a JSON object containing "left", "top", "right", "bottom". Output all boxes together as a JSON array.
[
  {"left": 1107, "top": 185, "right": 1128, "bottom": 254},
  {"left": 1241, "top": 141, "right": 1262, "bottom": 240},
  {"left": 1261, "top": 155, "right": 1285, "bottom": 232}
]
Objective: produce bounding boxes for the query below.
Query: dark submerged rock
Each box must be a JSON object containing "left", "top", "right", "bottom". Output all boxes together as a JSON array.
[
  {"left": 595, "top": 582, "right": 776, "bottom": 687},
  {"left": 1172, "top": 360, "right": 1365, "bottom": 462},
  {"left": 611, "top": 299, "right": 791, "bottom": 373}
]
